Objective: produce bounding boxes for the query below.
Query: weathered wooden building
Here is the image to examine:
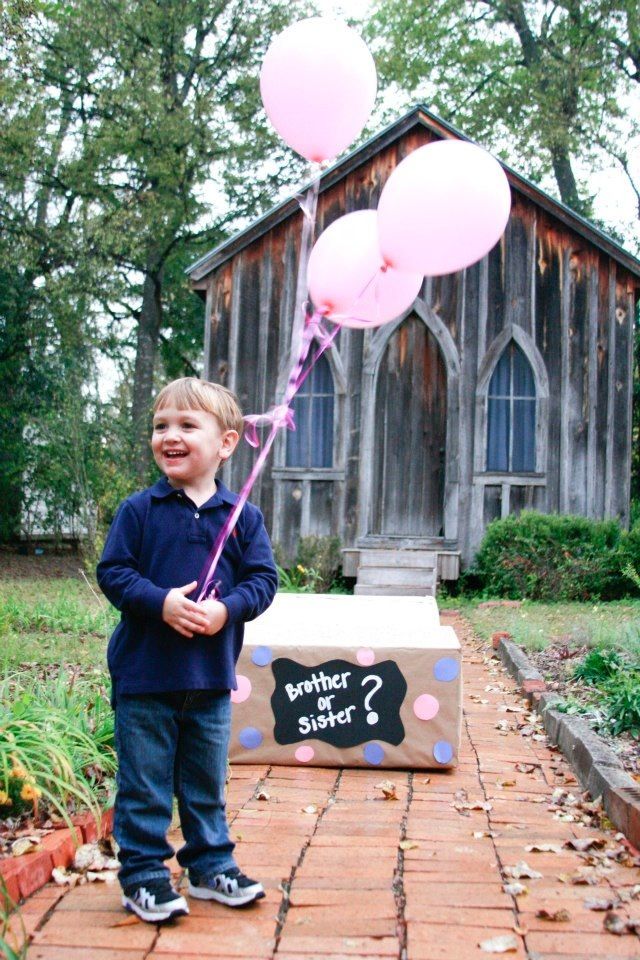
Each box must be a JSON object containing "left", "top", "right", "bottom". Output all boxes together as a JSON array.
[{"left": 188, "top": 106, "right": 640, "bottom": 594}]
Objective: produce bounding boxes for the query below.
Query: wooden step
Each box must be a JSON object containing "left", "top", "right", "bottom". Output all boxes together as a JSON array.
[
  {"left": 357, "top": 566, "right": 437, "bottom": 587},
  {"left": 354, "top": 583, "right": 436, "bottom": 597},
  {"left": 357, "top": 549, "right": 437, "bottom": 568}
]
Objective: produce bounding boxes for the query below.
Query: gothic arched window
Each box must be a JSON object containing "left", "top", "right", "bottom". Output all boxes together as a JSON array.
[
  {"left": 286, "top": 352, "right": 334, "bottom": 468},
  {"left": 487, "top": 342, "right": 536, "bottom": 472}
]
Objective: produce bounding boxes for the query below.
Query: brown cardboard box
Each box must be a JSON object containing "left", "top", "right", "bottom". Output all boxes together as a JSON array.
[{"left": 230, "top": 594, "right": 461, "bottom": 769}]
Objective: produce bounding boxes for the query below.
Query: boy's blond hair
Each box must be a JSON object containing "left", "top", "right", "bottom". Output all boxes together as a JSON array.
[{"left": 153, "top": 378, "right": 244, "bottom": 437}]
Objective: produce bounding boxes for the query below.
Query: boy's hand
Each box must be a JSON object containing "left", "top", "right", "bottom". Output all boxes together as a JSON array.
[
  {"left": 198, "top": 599, "right": 229, "bottom": 636},
  {"left": 162, "top": 581, "right": 209, "bottom": 638}
]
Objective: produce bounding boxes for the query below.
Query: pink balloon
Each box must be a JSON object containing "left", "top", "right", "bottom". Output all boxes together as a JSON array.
[
  {"left": 260, "top": 18, "right": 377, "bottom": 162},
  {"left": 307, "top": 211, "right": 423, "bottom": 328},
  {"left": 377, "top": 140, "right": 512, "bottom": 276}
]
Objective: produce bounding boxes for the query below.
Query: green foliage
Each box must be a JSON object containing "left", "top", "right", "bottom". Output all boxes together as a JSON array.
[
  {"left": 275, "top": 536, "right": 344, "bottom": 593},
  {"left": 573, "top": 647, "right": 623, "bottom": 684},
  {"left": 0, "top": 876, "right": 27, "bottom": 960},
  {"left": 276, "top": 563, "right": 318, "bottom": 593},
  {"left": 295, "top": 536, "right": 342, "bottom": 592},
  {"left": 366, "top": 0, "right": 639, "bottom": 222},
  {"left": 472, "top": 511, "right": 626, "bottom": 601},
  {"left": 602, "top": 671, "right": 640, "bottom": 736},
  {"left": 0, "top": 668, "right": 115, "bottom": 826}
]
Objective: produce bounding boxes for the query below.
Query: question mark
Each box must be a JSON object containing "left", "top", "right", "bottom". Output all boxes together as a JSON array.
[{"left": 361, "top": 674, "right": 383, "bottom": 725}]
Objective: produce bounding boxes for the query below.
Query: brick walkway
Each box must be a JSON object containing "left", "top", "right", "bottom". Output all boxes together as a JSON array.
[{"left": 17, "top": 613, "right": 640, "bottom": 959}]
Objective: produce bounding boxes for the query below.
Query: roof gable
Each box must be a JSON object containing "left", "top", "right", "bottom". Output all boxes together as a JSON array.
[{"left": 187, "top": 105, "right": 640, "bottom": 283}]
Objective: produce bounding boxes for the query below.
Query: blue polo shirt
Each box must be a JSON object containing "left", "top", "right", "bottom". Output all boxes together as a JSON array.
[{"left": 97, "top": 477, "right": 278, "bottom": 705}]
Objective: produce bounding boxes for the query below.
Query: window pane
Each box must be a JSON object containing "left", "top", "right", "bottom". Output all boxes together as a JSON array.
[
  {"left": 488, "top": 351, "right": 510, "bottom": 397},
  {"left": 512, "top": 398, "right": 536, "bottom": 471},
  {"left": 286, "top": 395, "right": 310, "bottom": 466},
  {"left": 285, "top": 352, "right": 335, "bottom": 468},
  {"left": 311, "top": 394, "right": 334, "bottom": 467},
  {"left": 513, "top": 344, "right": 535, "bottom": 398},
  {"left": 487, "top": 397, "right": 510, "bottom": 471}
]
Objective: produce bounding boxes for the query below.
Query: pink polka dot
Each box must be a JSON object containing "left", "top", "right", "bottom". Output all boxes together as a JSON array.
[
  {"left": 231, "top": 675, "right": 252, "bottom": 704},
  {"left": 295, "top": 746, "right": 315, "bottom": 763},
  {"left": 413, "top": 694, "right": 440, "bottom": 721},
  {"left": 357, "top": 648, "right": 375, "bottom": 666}
]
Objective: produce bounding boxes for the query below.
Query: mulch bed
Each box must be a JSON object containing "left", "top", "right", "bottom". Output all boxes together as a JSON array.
[
  {"left": 0, "top": 545, "right": 84, "bottom": 580},
  {"left": 527, "top": 642, "right": 640, "bottom": 780}
]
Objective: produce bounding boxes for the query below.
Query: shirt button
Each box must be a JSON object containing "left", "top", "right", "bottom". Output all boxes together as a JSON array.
[{"left": 194, "top": 512, "right": 200, "bottom": 519}]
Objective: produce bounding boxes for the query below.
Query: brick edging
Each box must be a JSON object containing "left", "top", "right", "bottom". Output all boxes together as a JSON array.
[
  {"left": 0, "top": 808, "right": 114, "bottom": 907},
  {"left": 492, "top": 634, "right": 640, "bottom": 848}
]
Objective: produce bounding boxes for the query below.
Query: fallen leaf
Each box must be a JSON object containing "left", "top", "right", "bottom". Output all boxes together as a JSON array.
[
  {"left": 496, "top": 779, "right": 516, "bottom": 789},
  {"left": 564, "top": 838, "right": 605, "bottom": 852},
  {"left": 557, "top": 870, "right": 599, "bottom": 885},
  {"left": 86, "top": 870, "right": 118, "bottom": 883},
  {"left": 51, "top": 866, "right": 80, "bottom": 887},
  {"left": 604, "top": 911, "right": 628, "bottom": 935},
  {"left": 526, "top": 844, "right": 562, "bottom": 854},
  {"left": 111, "top": 914, "right": 141, "bottom": 927},
  {"left": 478, "top": 934, "right": 519, "bottom": 953},
  {"left": 301, "top": 805, "right": 317, "bottom": 815},
  {"left": 584, "top": 898, "right": 619, "bottom": 911},
  {"left": 515, "top": 763, "right": 537, "bottom": 774},
  {"left": 11, "top": 837, "right": 42, "bottom": 857},
  {"left": 256, "top": 790, "right": 271, "bottom": 801},
  {"left": 536, "top": 908, "right": 571, "bottom": 922},
  {"left": 422, "top": 777, "right": 431, "bottom": 784},
  {"left": 375, "top": 780, "right": 398, "bottom": 800},
  {"left": 504, "top": 861, "right": 542, "bottom": 880},
  {"left": 399, "top": 840, "right": 419, "bottom": 851},
  {"left": 512, "top": 923, "right": 528, "bottom": 936},
  {"left": 503, "top": 882, "right": 528, "bottom": 896}
]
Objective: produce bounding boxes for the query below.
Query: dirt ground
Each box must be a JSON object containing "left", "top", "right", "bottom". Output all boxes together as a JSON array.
[{"left": 0, "top": 545, "right": 84, "bottom": 580}]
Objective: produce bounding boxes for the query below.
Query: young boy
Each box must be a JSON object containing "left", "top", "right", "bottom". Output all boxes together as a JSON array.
[{"left": 97, "top": 377, "right": 278, "bottom": 923}]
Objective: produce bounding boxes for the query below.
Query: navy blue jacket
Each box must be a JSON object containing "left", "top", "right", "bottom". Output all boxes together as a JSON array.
[{"left": 97, "top": 477, "right": 278, "bottom": 704}]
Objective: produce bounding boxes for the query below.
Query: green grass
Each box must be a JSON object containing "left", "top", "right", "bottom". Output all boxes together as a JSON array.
[
  {"left": 0, "top": 578, "right": 118, "bottom": 666},
  {"left": 456, "top": 597, "right": 640, "bottom": 659}
]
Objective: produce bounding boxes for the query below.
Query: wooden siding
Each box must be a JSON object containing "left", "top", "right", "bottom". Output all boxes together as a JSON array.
[{"left": 200, "top": 122, "right": 639, "bottom": 566}]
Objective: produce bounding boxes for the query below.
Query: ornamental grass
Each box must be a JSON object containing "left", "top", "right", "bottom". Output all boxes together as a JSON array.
[{"left": 0, "top": 668, "right": 116, "bottom": 830}]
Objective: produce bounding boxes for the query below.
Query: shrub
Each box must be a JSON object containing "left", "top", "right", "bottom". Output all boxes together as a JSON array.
[
  {"left": 0, "top": 669, "right": 115, "bottom": 826},
  {"left": 603, "top": 671, "right": 640, "bottom": 736},
  {"left": 573, "top": 648, "right": 623, "bottom": 685},
  {"left": 472, "top": 511, "right": 625, "bottom": 601},
  {"left": 295, "top": 536, "right": 342, "bottom": 592}
]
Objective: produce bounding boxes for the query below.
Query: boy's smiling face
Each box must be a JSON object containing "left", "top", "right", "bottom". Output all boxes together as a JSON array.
[{"left": 151, "top": 406, "right": 239, "bottom": 488}]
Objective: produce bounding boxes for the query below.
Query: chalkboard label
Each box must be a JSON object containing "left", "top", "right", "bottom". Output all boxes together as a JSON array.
[{"left": 271, "top": 657, "right": 407, "bottom": 748}]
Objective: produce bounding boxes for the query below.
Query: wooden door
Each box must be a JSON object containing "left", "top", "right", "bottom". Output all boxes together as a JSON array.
[{"left": 372, "top": 316, "right": 447, "bottom": 536}]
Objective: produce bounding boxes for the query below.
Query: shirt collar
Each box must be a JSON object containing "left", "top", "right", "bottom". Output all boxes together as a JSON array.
[{"left": 150, "top": 476, "right": 238, "bottom": 508}]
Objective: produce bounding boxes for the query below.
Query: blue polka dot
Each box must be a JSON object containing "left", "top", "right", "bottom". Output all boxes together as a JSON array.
[
  {"left": 251, "top": 646, "right": 273, "bottom": 667},
  {"left": 433, "top": 740, "right": 454, "bottom": 764},
  {"left": 363, "top": 742, "right": 385, "bottom": 765},
  {"left": 239, "top": 727, "right": 263, "bottom": 750},
  {"left": 433, "top": 657, "right": 459, "bottom": 682}
]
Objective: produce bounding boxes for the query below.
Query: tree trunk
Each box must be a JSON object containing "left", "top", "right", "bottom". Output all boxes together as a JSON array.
[
  {"left": 549, "top": 144, "right": 586, "bottom": 216},
  {"left": 131, "top": 254, "right": 164, "bottom": 483}
]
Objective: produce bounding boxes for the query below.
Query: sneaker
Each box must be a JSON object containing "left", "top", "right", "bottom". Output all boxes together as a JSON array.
[
  {"left": 188, "top": 867, "right": 265, "bottom": 907},
  {"left": 122, "top": 879, "right": 189, "bottom": 922}
]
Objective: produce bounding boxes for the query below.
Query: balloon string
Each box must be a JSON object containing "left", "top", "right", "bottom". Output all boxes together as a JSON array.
[
  {"left": 195, "top": 170, "right": 379, "bottom": 601},
  {"left": 196, "top": 307, "right": 336, "bottom": 602}
]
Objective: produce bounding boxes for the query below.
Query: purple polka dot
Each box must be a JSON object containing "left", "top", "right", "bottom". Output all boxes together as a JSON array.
[
  {"left": 433, "top": 740, "right": 454, "bottom": 764},
  {"left": 433, "top": 657, "right": 459, "bottom": 682},
  {"left": 239, "top": 727, "right": 263, "bottom": 750},
  {"left": 251, "top": 646, "right": 273, "bottom": 667},
  {"left": 363, "top": 742, "right": 385, "bottom": 765}
]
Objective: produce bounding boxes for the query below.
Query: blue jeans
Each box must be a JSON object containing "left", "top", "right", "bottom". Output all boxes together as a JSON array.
[{"left": 113, "top": 690, "right": 237, "bottom": 891}]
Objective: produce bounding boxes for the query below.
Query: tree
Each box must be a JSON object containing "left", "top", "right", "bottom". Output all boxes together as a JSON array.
[
  {"left": 36, "top": 0, "right": 305, "bottom": 481},
  {"left": 366, "top": 0, "right": 639, "bottom": 220}
]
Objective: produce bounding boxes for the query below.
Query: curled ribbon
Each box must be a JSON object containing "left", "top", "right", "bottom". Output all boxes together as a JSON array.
[{"left": 243, "top": 403, "right": 296, "bottom": 449}]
